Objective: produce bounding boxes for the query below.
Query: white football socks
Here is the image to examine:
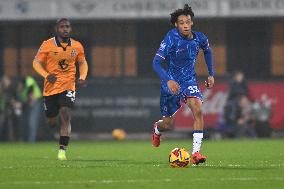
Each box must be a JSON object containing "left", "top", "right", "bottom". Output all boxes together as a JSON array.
[
  {"left": 154, "top": 124, "right": 161, "bottom": 135},
  {"left": 192, "top": 132, "right": 203, "bottom": 154}
]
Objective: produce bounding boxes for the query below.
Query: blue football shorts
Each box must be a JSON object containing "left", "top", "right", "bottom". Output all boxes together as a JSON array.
[{"left": 160, "top": 83, "right": 203, "bottom": 117}]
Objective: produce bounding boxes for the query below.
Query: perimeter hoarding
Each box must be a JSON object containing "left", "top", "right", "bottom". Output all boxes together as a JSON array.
[{"left": 72, "top": 81, "right": 284, "bottom": 133}]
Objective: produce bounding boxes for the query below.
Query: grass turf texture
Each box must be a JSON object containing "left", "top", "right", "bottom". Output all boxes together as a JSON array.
[{"left": 0, "top": 139, "right": 283, "bottom": 189}]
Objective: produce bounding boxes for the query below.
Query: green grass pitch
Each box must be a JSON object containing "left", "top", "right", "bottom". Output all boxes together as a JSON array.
[{"left": 0, "top": 139, "right": 283, "bottom": 189}]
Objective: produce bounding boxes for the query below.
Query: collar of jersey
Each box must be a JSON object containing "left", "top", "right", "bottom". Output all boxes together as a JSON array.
[{"left": 54, "top": 36, "right": 72, "bottom": 48}]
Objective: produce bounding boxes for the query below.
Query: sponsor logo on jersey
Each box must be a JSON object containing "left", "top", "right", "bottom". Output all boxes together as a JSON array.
[{"left": 58, "top": 59, "right": 69, "bottom": 70}]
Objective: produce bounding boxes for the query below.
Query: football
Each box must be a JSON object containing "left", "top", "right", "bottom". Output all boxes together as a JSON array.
[
  {"left": 112, "top": 129, "right": 126, "bottom": 140},
  {"left": 169, "top": 147, "right": 191, "bottom": 168}
]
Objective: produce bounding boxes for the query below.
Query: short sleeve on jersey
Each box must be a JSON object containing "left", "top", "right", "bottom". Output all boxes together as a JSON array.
[
  {"left": 156, "top": 32, "right": 172, "bottom": 60},
  {"left": 199, "top": 33, "right": 210, "bottom": 51},
  {"left": 76, "top": 42, "right": 86, "bottom": 63},
  {"left": 35, "top": 41, "right": 48, "bottom": 63}
]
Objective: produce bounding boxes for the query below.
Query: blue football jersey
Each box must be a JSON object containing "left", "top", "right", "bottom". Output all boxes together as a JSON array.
[{"left": 155, "top": 28, "right": 210, "bottom": 93}]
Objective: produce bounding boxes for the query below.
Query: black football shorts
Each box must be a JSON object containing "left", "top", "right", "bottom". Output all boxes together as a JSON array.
[{"left": 43, "top": 90, "right": 76, "bottom": 118}]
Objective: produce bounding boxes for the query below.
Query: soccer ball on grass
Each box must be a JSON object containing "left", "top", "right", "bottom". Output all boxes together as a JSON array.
[{"left": 169, "top": 147, "right": 190, "bottom": 168}]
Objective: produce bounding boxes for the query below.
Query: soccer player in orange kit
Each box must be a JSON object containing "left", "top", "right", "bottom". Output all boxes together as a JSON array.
[{"left": 33, "top": 18, "right": 88, "bottom": 160}]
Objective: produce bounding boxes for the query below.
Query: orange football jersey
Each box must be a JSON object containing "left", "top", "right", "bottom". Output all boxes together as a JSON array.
[{"left": 34, "top": 37, "right": 86, "bottom": 96}]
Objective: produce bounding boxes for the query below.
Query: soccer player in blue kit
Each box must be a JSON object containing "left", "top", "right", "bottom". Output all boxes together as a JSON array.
[{"left": 151, "top": 4, "right": 214, "bottom": 165}]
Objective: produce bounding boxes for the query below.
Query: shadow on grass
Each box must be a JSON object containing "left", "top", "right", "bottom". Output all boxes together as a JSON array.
[
  {"left": 70, "top": 159, "right": 168, "bottom": 166},
  {"left": 60, "top": 159, "right": 277, "bottom": 170},
  {"left": 71, "top": 159, "right": 129, "bottom": 162},
  {"left": 193, "top": 165, "right": 276, "bottom": 171}
]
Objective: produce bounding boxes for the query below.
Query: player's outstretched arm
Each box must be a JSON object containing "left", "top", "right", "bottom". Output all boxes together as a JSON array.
[
  {"left": 77, "top": 60, "right": 88, "bottom": 87},
  {"left": 33, "top": 60, "right": 49, "bottom": 79},
  {"left": 33, "top": 41, "right": 57, "bottom": 83},
  {"left": 33, "top": 60, "right": 57, "bottom": 83},
  {"left": 203, "top": 47, "right": 214, "bottom": 76},
  {"left": 203, "top": 47, "right": 215, "bottom": 89},
  {"left": 167, "top": 80, "right": 180, "bottom": 94},
  {"left": 152, "top": 55, "right": 180, "bottom": 94},
  {"left": 152, "top": 54, "right": 170, "bottom": 82},
  {"left": 205, "top": 76, "right": 214, "bottom": 89}
]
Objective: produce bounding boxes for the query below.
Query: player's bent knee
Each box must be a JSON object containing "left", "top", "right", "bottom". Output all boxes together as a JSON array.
[
  {"left": 195, "top": 108, "right": 202, "bottom": 116},
  {"left": 164, "top": 121, "right": 175, "bottom": 130},
  {"left": 162, "top": 117, "right": 174, "bottom": 129}
]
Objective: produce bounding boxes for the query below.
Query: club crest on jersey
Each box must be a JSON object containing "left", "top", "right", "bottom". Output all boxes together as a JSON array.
[{"left": 71, "top": 49, "right": 76, "bottom": 58}]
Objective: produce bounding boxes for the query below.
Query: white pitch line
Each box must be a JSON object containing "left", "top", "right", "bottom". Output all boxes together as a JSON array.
[
  {"left": 0, "top": 177, "right": 283, "bottom": 185},
  {"left": 203, "top": 163, "right": 284, "bottom": 167},
  {"left": 1, "top": 163, "right": 283, "bottom": 170},
  {"left": 0, "top": 179, "right": 172, "bottom": 185}
]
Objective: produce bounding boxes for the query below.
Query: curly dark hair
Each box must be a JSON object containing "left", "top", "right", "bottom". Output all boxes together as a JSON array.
[
  {"left": 170, "top": 4, "right": 194, "bottom": 26},
  {"left": 56, "top": 18, "right": 70, "bottom": 26}
]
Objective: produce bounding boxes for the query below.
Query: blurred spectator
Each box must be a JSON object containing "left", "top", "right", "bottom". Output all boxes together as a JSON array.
[
  {"left": 235, "top": 96, "right": 256, "bottom": 138},
  {"left": 0, "top": 76, "right": 23, "bottom": 141},
  {"left": 217, "top": 71, "right": 257, "bottom": 139},
  {"left": 218, "top": 95, "right": 256, "bottom": 138},
  {"left": 218, "top": 70, "right": 247, "bottom": 138},
  {"left": 251, "top": 95, "right": 272, "bottom": 138},
  {"left": 20, "top": 76, "right": 42, "bottom": 142},
  {"left": 217, "top": 98, "right": 240, "bottom": 138},
  {"left": 227, "top": 71, "right": 249, "bottom": 102},
  {"left": 0, "top": 81, "right": 5, "bottom": 139}
]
